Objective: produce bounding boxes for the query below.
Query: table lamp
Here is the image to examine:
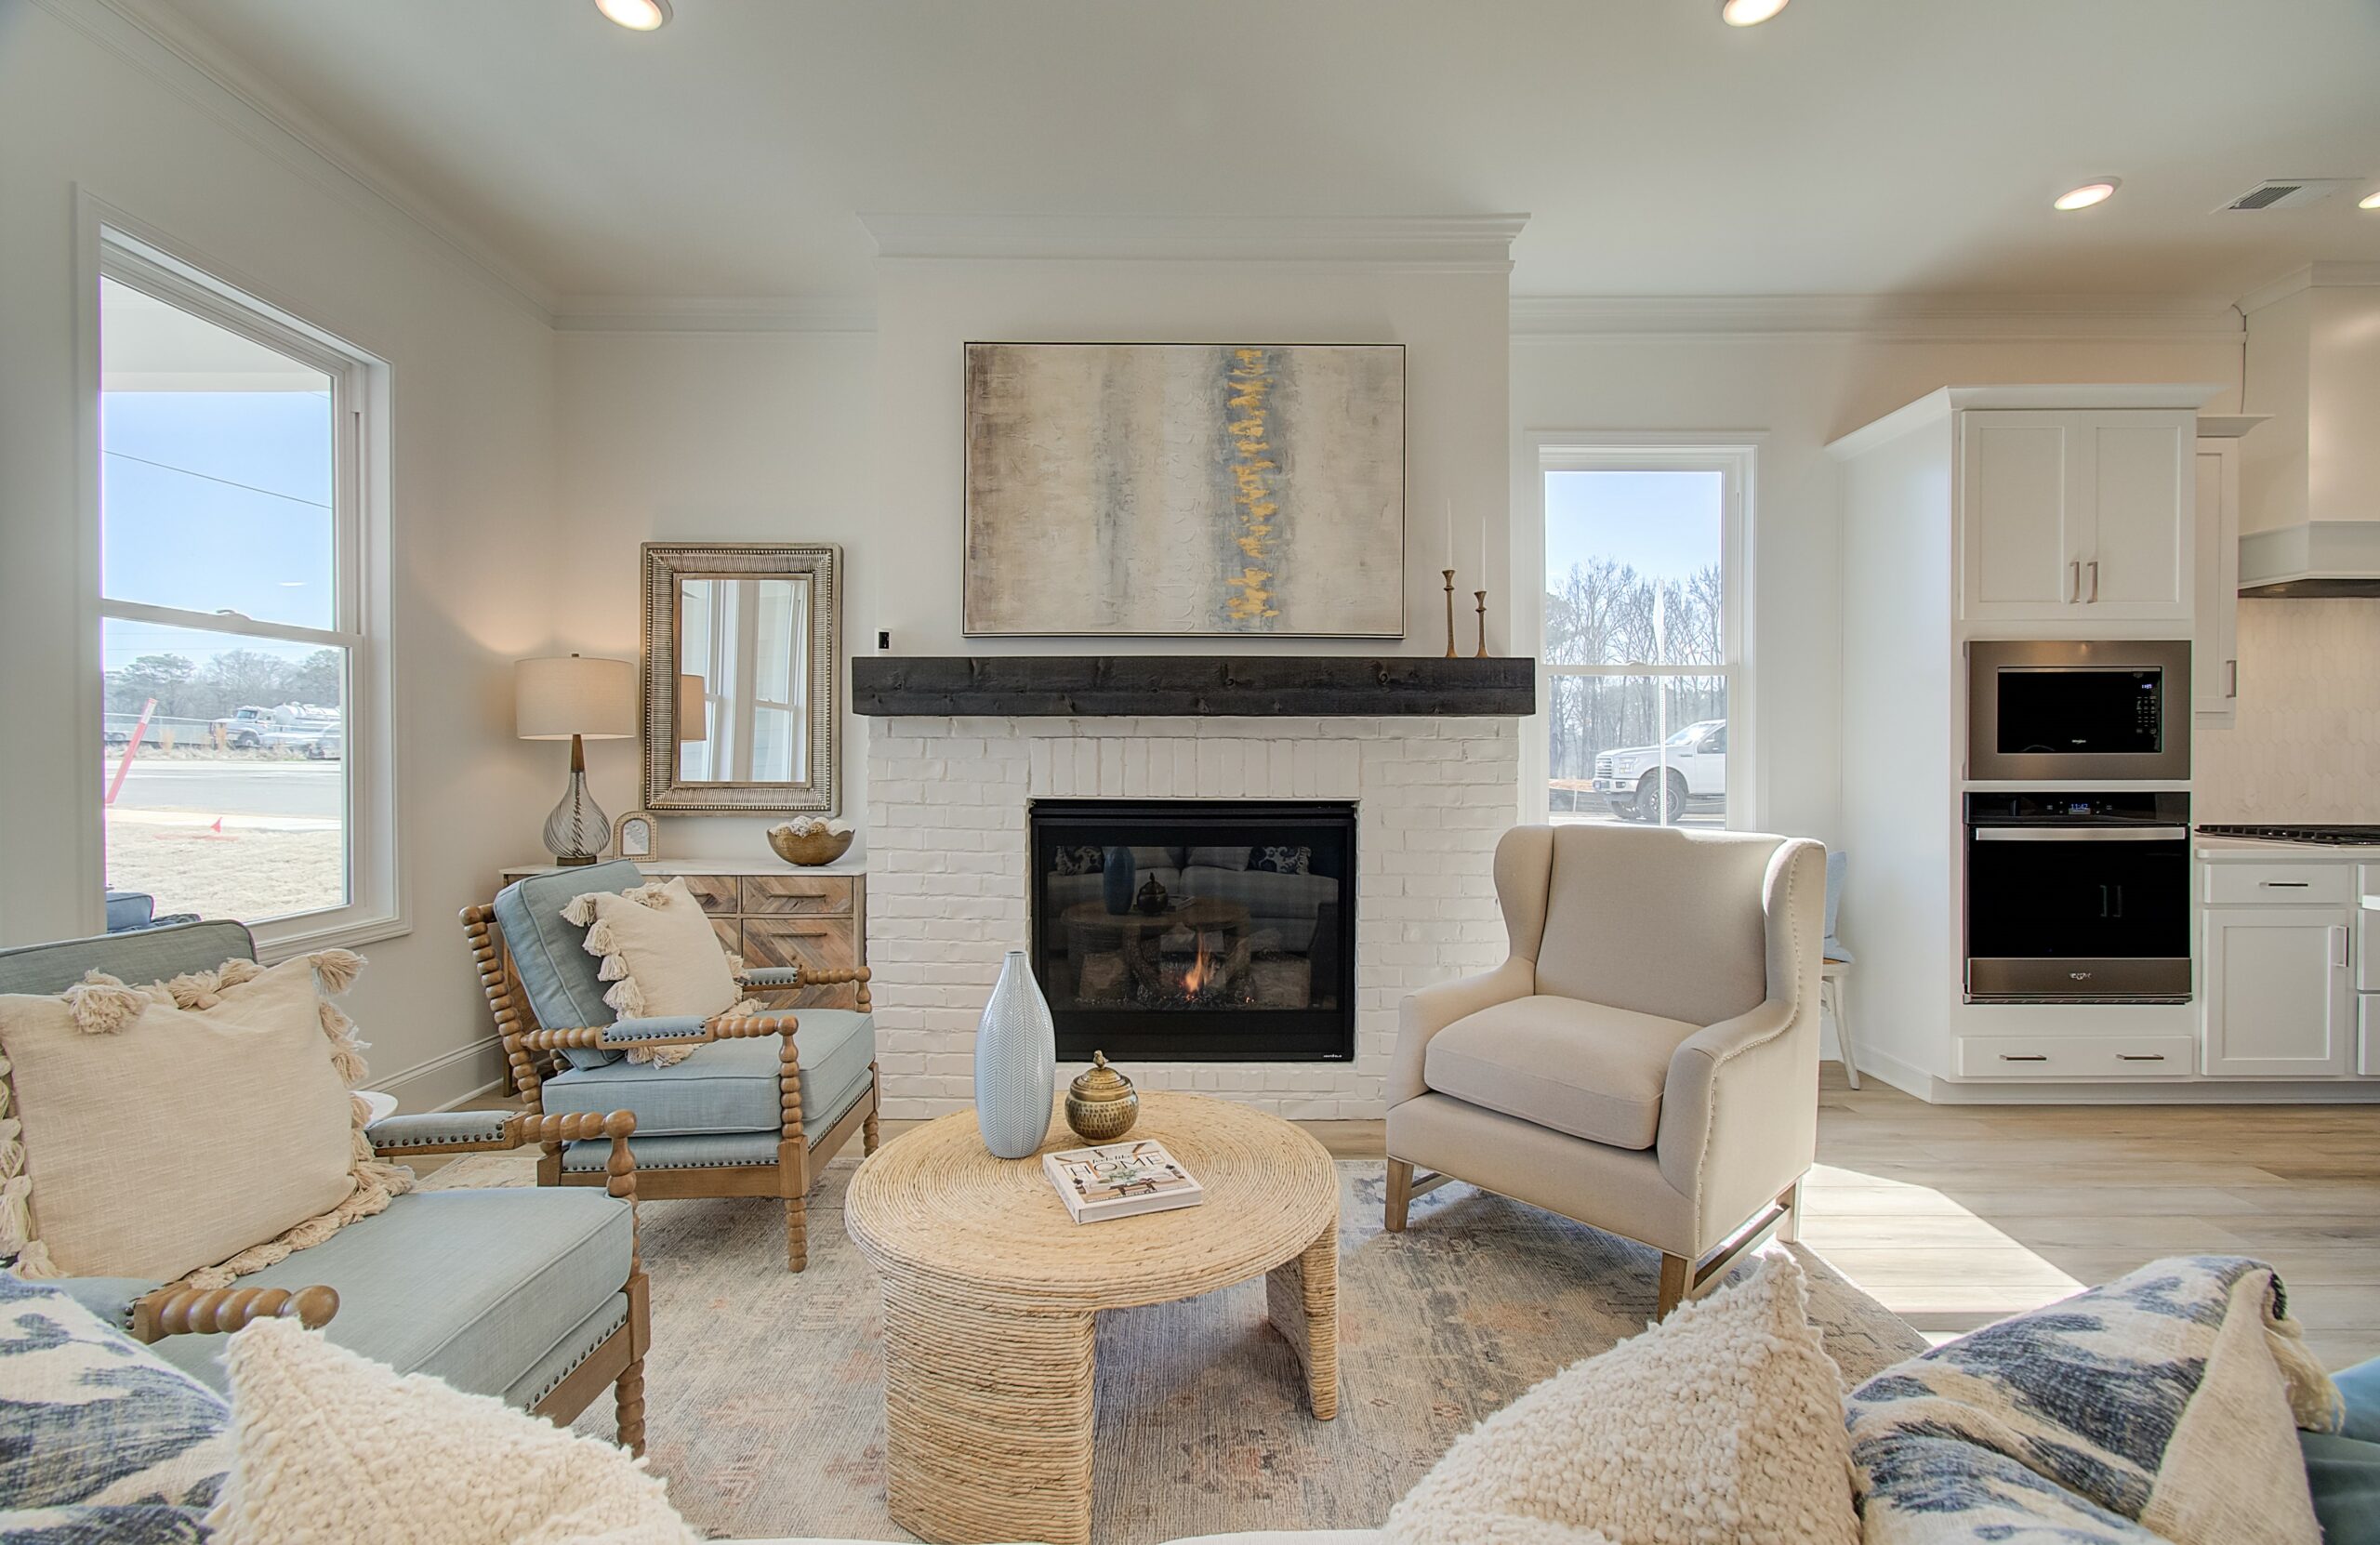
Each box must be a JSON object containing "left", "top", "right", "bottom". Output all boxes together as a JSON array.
[{"left": 516, "top": 654, "right": 636, "bottom": 865}]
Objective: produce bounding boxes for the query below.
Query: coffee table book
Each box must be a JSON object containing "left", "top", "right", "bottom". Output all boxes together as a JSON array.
[{"left": 1042, "top": 1139, "right": 1206, "bottom": 1224}]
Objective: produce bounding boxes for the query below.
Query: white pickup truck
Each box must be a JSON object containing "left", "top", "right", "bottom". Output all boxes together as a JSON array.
[
  {"left": 213, "top": 704, "right": 337, "bottom": 751},
  {"left": 1592, "top": 720, "right": 1726, "bottom": 824}
]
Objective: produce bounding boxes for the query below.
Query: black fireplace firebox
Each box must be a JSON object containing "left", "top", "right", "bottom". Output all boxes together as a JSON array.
[{"left": 1028, "top": 799, "right": 1356, "bottom": 1062}]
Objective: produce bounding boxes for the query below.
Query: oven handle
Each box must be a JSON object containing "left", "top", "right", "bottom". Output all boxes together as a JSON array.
[{"left": 1972, "top": 826, "right": 2190, "bottom": 842}]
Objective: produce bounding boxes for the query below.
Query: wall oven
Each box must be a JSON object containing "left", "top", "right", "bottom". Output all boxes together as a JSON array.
[
  {"left": 1964, "top": 792, "right": 2192, "bottom": 1003},
  {"left": 1966, "top": 640, "right": 2190, "bottom": 782}
]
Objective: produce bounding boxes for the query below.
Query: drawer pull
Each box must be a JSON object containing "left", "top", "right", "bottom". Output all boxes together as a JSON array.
[
  {"left": 2000, "top": 1053, "right": 2050, "bottom": 1063},
  {"left": 2118, "top": 1054, "right": 2167, "bottom": 1063},
  {"left": 2262, "top": 880, "right": 2311, "bottom": 889}
]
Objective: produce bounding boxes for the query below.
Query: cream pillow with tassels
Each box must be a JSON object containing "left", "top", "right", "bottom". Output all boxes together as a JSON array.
[
  {"left": 209, "top": 1316, "right": 696, "bottom": 1545},
  {"left": 0, "top": 950, "right": 412, "bottom": 1286},
  {"left": 1385, "top": 1251, "right": 1860, "bottom": 1545},
  {"left": 563, "top": 878, "right": 759, "bottom": 1067}
]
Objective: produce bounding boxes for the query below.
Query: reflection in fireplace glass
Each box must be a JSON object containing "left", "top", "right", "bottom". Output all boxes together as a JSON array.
[{"left": 1029, "top": 801, "right": 1356, "bottom": 1063}]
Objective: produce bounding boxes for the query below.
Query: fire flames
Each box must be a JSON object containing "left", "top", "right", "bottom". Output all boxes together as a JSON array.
[{"left": 1178, "top": 932, "right": 1217, "bottom": 996}]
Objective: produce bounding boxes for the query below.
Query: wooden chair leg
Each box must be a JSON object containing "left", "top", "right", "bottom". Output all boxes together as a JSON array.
[
  {"left": 1656, "top": 1254, "right": 1689, "bottom": 1318},
  {"left": 863, "top": 1066, "right": 880, "bottom": 1156},
  {"left": 615, "top": 1355, "right": 646, "bottom": 1456},
  {"left": 786, "top": 1195, "right": 809, "bottom": 1272},
  {"left": 1384, "top": 1158, "right": 1414, "bottom": 1233}
]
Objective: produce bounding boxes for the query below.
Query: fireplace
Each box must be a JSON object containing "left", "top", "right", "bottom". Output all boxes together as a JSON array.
[{"left": 1028, "top": 800, "right": 1357, "bottom": 1062}]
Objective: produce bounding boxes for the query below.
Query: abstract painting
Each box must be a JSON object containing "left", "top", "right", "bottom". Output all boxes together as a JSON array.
[{"left": 963, "top": 342, "right": 1405, "bottom": 636}]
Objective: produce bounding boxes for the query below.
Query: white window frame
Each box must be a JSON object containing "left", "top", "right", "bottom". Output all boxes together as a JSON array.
[
  {"left": 1517, "top": 433, "right": 1761, "bottom": 830},
  {"left": 83, "top": 214, "right": 402, "bottom": 958}
]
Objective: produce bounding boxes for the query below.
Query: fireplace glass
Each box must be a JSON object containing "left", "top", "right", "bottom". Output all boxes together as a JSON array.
[{"left": 1028, "top": 800, "right": 1356, "bottom": 1062}]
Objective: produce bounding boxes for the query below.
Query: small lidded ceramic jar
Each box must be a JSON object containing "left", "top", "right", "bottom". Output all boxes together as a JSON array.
[{"left": 1064, "top": 1051, "right": 1140, "bottom": 1142}]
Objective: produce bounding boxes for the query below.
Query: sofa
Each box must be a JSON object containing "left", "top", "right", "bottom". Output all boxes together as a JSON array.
[{"left": 8, "top": 1248, "right": 2373, "bottom": 1543}]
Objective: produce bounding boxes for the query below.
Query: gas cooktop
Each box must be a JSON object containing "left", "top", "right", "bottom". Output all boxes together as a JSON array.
[{"left": 2196, "top": 824, "right": 2380, "bottom": 847}]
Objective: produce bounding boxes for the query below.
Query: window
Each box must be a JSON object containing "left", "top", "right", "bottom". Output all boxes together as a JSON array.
[
  {"left": 95, "top": 232, "right": 393, "bottom": 949},
  {"left": 1530, "top": 442, "right": 1751, "bottom": 829}
]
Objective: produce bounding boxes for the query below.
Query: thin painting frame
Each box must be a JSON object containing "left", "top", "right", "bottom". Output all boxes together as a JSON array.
[{"left": 962, "top": 341, "right": 1407, "bottom": 639}]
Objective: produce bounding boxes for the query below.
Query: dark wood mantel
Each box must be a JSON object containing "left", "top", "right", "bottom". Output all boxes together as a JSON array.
[{"left": 852, "top": 655, "right": 1534, "bottom": 718}]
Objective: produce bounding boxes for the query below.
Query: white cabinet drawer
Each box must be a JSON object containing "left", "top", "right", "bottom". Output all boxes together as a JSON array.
[
  {"left": 1954, "top": 1034, "right": 2195, "bottom": 1078},
  {"left": 2202, "top": 864, "right": 2353, "bottom": 906}
]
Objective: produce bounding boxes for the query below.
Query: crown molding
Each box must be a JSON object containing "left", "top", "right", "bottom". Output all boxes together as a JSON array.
[
  {"left": 1511, "top": 292, "right": 2246, "bottom": 343},
  {"left": 858, "top": 213, "right": 1529, "bottom": 271},
  {"left": 551, "top": 295, "right": 879, "bottom": 335},
  {"left": 38, "top": 0, "right": 559, "bottom": 323},
  {"left": 2236, "top": 261, "right": 2380, "bottom": 316}
]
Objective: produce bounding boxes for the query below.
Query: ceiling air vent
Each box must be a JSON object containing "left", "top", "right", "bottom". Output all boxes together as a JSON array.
[{"left": 2216, "top": 178, "right": 2355, "bottom": 212}]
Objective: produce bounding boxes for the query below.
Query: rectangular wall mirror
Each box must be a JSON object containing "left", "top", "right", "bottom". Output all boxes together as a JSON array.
[{"left": 641, "top": 542, "right": 840, "bottom": 813}]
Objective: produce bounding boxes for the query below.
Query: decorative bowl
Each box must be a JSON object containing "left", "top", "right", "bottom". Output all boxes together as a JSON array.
[
  {"left": 1064, "top": 1051, "right": 1140, "bottom": 1142},
  {"left": 767, "top": 825, "right": 854, "bottom": 866}
]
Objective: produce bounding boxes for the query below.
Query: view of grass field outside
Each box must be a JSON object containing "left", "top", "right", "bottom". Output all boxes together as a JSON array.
[
  {"left": 1543, "top": 468, "right": 1728, "bottom": 828},
  {"left": 99, "top": 276, "right": 349, "bottom": 925}
]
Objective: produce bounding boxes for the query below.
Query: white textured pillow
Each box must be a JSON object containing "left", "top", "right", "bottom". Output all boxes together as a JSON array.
[
  {"left": 1385, "top": 1252, "right": 1859, "bottom": 1545},
  {"left": 564, "top": 878, "right": 749, "bottom": 1066},
  {"left": 0, "top": 951, "right": 410, "bottom": 1286},
  {"left": 208, "top": 1317, "right": 695, "bottom": 1545}
]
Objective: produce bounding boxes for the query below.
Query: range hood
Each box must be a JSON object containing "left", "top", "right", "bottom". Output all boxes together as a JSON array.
[{"left": 2238, "top": 265, "right": 2380, "bottom": 597}]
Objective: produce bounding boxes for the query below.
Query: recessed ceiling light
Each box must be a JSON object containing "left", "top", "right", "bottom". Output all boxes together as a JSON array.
[
  {"left": 2054, "top": 179, "right": 2121, "bottom": 211},
  {"left": 595, "top": 0, "right": 671, "bottom": 31},
  {"left": 2361, "top": 191, "right": 2380, "bottom": 210},
  {"left": 1720, "top": 0, "right": 1790, "bottom": 24}
]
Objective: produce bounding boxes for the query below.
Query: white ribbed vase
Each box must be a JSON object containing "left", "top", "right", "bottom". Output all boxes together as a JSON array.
[{"left": 973, "top": 950, "right": 1056, "bottom": 1159}]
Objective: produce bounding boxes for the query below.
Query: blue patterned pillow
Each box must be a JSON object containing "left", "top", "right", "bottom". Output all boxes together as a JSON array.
[{"left": 0, "top": 1274, "right": 230, "bottom": 1527}]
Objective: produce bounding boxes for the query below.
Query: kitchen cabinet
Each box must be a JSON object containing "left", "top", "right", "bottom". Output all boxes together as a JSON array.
[
  {"left": 2202, "top": 905, "right": 2354, "bottom": 1076},
  {"left": 1961, "top": 409, "right": 2195, "bottom": 625},
  {"left": 2193, "top": 433, "right": 2250, "bottom": 721}
]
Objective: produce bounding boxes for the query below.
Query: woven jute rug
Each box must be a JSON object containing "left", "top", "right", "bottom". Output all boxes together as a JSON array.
[{"left": 423, "top": 1155, "right": 1924, "bottom": 1543}]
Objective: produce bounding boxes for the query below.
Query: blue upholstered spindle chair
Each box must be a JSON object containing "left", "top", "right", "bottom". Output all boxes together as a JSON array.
[
  {"left": 0, "top": 919, "right": 652, "bottom": 1451},
  {"left": 463, "top": 860, "right": 880, "bottom": 1271}
]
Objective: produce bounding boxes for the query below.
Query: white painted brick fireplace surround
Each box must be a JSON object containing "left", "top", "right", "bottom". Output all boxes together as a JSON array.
[{"left": 865, "top": 714, "right": 1521, "bottom": 1119}]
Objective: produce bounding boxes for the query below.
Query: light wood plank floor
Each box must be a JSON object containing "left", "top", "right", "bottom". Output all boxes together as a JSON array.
[{"left": 510, "top": 1069, "right": 2380, "bottom": 1369}]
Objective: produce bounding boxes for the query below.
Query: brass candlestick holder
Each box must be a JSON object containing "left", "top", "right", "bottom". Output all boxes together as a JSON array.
[
  {"left": 1441, "top": 569, "right": 1458, "bottom": 658},
  {"left": 1474, "top": 591, "right": 1489, "bottom": 657}
]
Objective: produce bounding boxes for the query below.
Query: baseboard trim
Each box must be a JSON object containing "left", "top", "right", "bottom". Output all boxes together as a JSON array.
[{"left": 373, "top": 1035, "right": 506, "bottom": 1111}]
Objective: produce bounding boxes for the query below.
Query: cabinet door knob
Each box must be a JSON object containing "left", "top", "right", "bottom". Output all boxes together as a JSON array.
[
  {"left": 2068, "top": 561, "right": 2081, "bottom": 603},
  {"left": 2087, "top": 559, "right": 2100, "bottom": 603},
  {"left": 2225, "top": 659, "right": 2238, "bottom": 698}
]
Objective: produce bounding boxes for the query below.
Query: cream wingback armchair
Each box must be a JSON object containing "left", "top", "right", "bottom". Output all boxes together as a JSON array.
[{"left": 1385, "top": 824, "right": 1827, "bottom": 1317}]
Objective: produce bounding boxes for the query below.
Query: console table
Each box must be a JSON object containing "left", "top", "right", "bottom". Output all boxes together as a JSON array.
[{"left": 496, "top": 856, "right": 866, "bottom": 1010}]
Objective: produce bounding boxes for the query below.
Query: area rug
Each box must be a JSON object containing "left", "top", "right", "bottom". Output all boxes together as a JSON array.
[{"left": 423, "top": 1156, "right": 1924, "bottom": 1543}]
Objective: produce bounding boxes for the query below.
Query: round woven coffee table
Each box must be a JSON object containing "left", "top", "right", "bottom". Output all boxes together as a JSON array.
[{"left": 845, "top": 1091, "right": 1339, "bottom": 1545}]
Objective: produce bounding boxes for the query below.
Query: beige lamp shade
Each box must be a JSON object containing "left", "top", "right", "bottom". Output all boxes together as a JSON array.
[
  {"left": 677, "top": 673, "right": 708, "bottom": 743},
  {"left": 514, "top": 654, "right": 636, "bottom": 741}
]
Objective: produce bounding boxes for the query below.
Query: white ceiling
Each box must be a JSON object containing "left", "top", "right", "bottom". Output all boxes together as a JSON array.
[{"left": 143, "top": 0, "right": 2380, "bottom": 306}]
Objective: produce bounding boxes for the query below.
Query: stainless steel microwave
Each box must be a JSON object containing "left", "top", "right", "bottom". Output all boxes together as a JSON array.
[{"left": 1966, "top": 640, "right": 2191, "bottom": 782}]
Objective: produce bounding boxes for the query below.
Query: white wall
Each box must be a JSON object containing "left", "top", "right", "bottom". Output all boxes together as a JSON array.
[
  {"left": 872, "top": 259, "right": 1514, "bottom": 659},
  {"left": 0, "top": 3, "right": 557, "bottom": 1107},
  {"left": 1511, "top": 331, "right": 2244, "bottom": 845},
  {"left": 550, "top": 330, "right": 877, "bottom": 857}
]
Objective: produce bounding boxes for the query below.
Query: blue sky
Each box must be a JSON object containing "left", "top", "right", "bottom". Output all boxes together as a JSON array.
[
  {"left": 1544, "top": 469, "right": 1720, "bottom": 587},
  {"left": 101, "top": 390, "right": 334, "bottom": 666}
]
